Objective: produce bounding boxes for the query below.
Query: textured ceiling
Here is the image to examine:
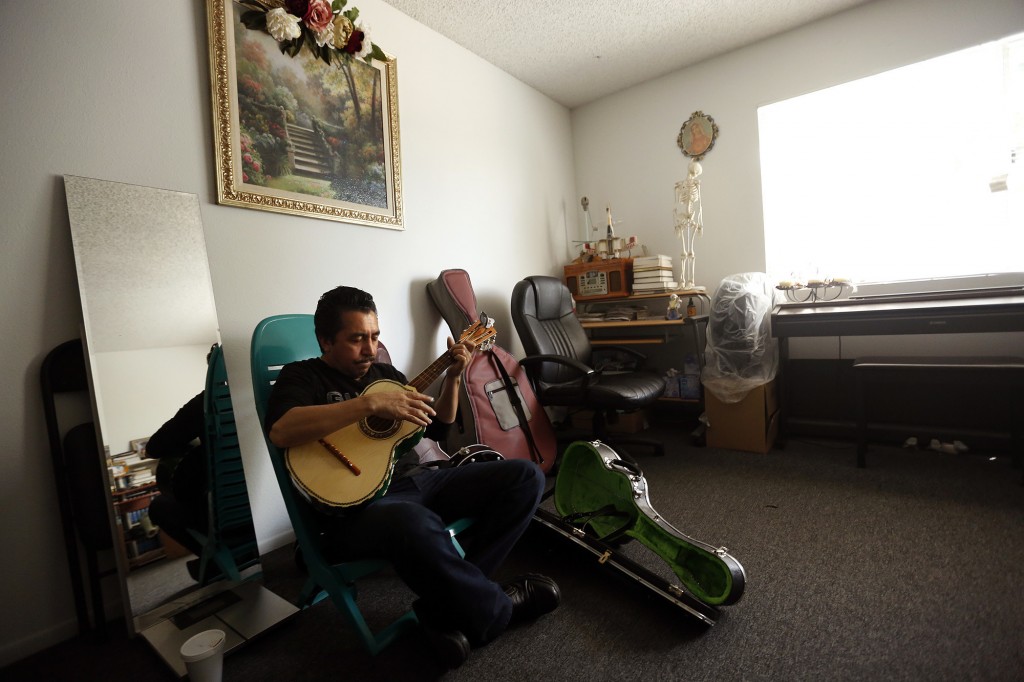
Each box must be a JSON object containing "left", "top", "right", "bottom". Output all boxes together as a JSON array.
[{"left": 382, "top": 0, "right": 873, "bottom": 108}]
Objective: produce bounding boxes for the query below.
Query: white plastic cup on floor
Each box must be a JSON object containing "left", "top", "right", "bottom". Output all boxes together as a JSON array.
[{"left": 180, "top": 629, "right": 226, "bottom": 682}]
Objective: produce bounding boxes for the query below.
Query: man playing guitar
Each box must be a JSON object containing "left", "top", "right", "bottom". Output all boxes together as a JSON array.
[{"left": 264, "top": 286, "right": 559, "bottom": 668}]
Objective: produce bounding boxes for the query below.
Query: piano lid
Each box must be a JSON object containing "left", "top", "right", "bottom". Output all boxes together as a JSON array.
[{"left": 772, "top": 290, "right": 1024, "bottom": 338}]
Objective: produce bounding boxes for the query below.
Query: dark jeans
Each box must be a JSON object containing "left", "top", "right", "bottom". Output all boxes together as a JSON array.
[
  {"left": 323, "top": 458, "right": 545, "bottom": 644},
  {"left": 149, "top": 493, "right": 206, "bottom": 556}
]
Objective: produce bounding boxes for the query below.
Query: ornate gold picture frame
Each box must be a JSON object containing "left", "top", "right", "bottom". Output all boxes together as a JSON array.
[
  {"left": 206, "top": 0, "right": 403, "bottom": 229},
  {"left": 677, "top": 111, "right": 718, "bottom": 161}
]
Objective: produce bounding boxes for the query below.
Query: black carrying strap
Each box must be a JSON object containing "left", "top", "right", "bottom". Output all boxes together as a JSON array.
[
  {"left": 562, "top": 504, "right": 632, "bottom": 540},
  {"left": 490, "top": 350, "right": 544, "bottom": 465}
]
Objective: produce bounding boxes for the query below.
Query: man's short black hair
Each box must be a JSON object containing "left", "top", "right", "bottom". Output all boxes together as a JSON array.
[{"left": 314, "top": 286, "right": 377, "bottom": 351}]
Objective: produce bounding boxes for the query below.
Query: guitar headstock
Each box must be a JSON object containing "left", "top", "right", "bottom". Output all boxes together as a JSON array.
[{"left": 459, "top": 313, "right": 497, "bottom": 351}]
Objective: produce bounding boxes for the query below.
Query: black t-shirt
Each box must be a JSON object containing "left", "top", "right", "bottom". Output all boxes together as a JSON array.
[
  {"left": 264, "top": 357, "right": 449, "bottom": 481},
  {"left": 147, "top": 391, "right": 206, "bottom": 506}
]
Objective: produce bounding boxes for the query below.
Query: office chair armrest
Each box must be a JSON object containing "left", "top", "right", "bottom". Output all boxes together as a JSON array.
[{"left": 519, "top": 354, "right": 597, "bottom": 388}]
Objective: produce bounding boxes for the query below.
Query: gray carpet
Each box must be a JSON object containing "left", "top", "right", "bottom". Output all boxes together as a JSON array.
[
  {"left": 6, "top": 429, "right": 1023, "bottom": 680},
  {"left": 127, "top": 555, "right": 195, "bottom": 617}
]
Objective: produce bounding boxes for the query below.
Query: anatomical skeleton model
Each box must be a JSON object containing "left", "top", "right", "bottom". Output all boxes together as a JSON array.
[{"left": 674, "top": 159, "right": 703, "bottom": 289}]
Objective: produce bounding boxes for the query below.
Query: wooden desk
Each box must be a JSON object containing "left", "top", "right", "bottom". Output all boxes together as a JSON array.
[
  {"left": 577, "top": 290, "right": 710, "bottom": 405},
  {"left": 582, "top": 318, "right": 687, "bottom": 344}
]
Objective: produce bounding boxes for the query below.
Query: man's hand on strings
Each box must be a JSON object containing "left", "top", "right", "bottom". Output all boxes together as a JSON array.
[{"left": 364, "top": 389, "right": 437, "bottom": 427}]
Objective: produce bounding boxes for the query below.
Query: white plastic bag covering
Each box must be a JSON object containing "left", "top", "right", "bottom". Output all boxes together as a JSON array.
[{"left": 701, "top": 272, "right": 779, "bottom": 404}]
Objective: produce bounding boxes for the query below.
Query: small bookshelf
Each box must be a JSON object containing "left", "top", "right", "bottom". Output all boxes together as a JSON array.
[{"left": 108, "top": 448, "right": 165, "bottom": 570}]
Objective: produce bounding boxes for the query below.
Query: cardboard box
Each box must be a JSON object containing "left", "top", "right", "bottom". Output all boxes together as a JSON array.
[
  {"left": 705, "top": 378, "right": 779, "bottom": 454},
  {"left": 571, "top": 409, "right": 649, "bottom": 433}
]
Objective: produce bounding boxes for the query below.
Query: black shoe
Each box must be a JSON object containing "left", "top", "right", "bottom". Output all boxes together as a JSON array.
[
  {"left": 420, "top": 624, "right": 470, "bottom": 669},
  {"left": 503, "top": 573, "right": 561, "bottom": 624}
]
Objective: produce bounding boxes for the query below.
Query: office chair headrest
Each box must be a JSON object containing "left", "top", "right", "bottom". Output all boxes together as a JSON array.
[{"left": 525, "top": 276, "right": 573, "bottom": 321}]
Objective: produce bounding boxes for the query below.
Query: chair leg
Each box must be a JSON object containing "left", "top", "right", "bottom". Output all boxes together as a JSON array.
[
  {"left": 856, "top": 371, "right": 868, "bottom": 468},
  {"left": 290, "top": 520, "right": 475, "bottom": 655},
  {"left": 320, "top": 572, "right": 418, "bottom": 655},
  {"left": 1012, "top": 392, "right": 1023, "bottom": 485},
  {"left": 297, "top": 576, "right": 328, "bottom": 608},
  {"left": 85, "top": 548, "right": 106, "bottom": 637},
  {"left": 590, "top": 409, "right": 665, "bottom": 458},
  {"left": 210, "top": 545, "right": 243, "bottom": 582}
]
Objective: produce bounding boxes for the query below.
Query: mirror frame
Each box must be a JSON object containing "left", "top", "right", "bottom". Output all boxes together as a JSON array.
[{"left": 63, "top": 175, "right": 259, "bottom": 633}]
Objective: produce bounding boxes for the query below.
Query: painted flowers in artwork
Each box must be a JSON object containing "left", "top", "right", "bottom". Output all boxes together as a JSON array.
[{"left": 237, "top": 0, "right": 386, "bottom": 65}]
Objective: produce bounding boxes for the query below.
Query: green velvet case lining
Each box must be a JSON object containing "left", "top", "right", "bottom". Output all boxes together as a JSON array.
[{"left": 554, "top": 442, "right": 735, "bottom": 605}]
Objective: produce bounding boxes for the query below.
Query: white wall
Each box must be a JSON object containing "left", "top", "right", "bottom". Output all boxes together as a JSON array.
[
  {"left": 573, "top": 0, "right": 1024, "bottom": 299},
  {"left": 0, "top": 0, "right": 573, "bottom": 665},
  {"left": 572, "top": 0, "right": 1024, "bottom": 359},
  {"left": 92, "top": 346, "right": 211, "bottom": 455},
  {"left": 5, "top": 0, "right": 1024, "bottom": 667}
]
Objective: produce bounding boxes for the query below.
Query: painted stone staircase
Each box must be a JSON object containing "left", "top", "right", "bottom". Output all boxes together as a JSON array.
[{"left": 287, "top": 123, "right": 332, "bottom": 180}]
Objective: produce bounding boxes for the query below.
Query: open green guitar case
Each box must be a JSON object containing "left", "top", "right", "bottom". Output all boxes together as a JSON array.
[{"left": 552, "top": 440, "right": 745, "bottom": 610}]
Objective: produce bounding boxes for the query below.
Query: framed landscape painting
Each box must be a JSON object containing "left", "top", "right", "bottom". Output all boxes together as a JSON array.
[{"left": 207, "top": 0, "right": 403, "bottom": 229}]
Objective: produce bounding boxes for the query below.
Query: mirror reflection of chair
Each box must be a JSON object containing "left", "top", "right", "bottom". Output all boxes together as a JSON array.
[
  {"left": 250, "top": 314, "right": 472, "bottom": 655},
  {"left": 511, "top": 276, "right": 667, "bottom": 457},
  {"left": 40, "top": 339, "right": 116, "bottom": 636},
  {"left": 187, "top": 344, "right": 260, "bottom": 586}
]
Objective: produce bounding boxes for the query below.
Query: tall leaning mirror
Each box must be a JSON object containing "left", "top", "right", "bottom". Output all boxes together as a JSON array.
[{"left": 63, "top": 176, "right": 293, "bottom": 674}]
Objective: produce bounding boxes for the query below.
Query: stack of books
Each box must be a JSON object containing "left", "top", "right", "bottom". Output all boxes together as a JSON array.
[
  {"left": 632, "top": 255, "right": 678, "bottom": 293},
  {"left": 576, "top": 310, "right": 607, "bottom": 323},
  {"left": 576, "top": 305, "right": 650, "bottom": 322},
  {"left": 603, "top": 305, "right": 650, "bottom": 321}
]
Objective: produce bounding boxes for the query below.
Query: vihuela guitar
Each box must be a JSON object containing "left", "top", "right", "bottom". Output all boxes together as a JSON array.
[{"left": 285, "top": 318, "right": 497, "bottom": 512}]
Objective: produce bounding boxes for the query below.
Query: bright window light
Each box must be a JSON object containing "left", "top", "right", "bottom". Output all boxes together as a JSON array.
[{"left": 759, "top": 33, "right": 1024, "bottom": 287}]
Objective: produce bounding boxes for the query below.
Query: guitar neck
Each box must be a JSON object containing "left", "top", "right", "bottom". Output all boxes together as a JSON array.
[
  {"left": 403, "top": 320, "right": 495, "bottom": 393},
  {"left": 407, "top": 350, "right": 457, "bottom": 392}
]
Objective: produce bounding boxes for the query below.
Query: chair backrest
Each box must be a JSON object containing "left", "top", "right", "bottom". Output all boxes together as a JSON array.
[
  {"left": 202, "top": 344, "right": 259, "bottom": 569},
  {"left": 251, "top": 315, "right": 322, "bottom": 427},
  {"left": 250, "top": 315, "right": 332, "bottom": 562},
  {"left": 40, "top": 339, "right": 113, "bottom": 635},
  {"left": 40, "top": 339, "right": 112, "bottom": 550},
  {"left": 511, "top": 275, "right": 594, "bottom": 383}
]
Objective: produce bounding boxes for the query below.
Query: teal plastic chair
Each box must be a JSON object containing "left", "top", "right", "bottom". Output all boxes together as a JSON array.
[
  {"left": 250, "top": 314, "right": 472, "bottom": 655},
  {"left": 189, "top": 343, "right": 260, "bottom": 585}
]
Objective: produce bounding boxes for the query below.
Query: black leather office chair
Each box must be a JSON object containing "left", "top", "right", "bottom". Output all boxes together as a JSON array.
[{"left": 511, "top": 275, "right": 667, "bottom": 456}]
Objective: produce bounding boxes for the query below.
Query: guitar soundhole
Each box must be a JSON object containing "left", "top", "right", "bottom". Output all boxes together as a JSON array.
[{"left": 360, "top": 416, "right": 401, "bottom": 439}]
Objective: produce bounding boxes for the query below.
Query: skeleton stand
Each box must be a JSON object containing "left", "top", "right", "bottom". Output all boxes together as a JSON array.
[{"left": 674, "top": 160, "right": 703, "bottom": 289}]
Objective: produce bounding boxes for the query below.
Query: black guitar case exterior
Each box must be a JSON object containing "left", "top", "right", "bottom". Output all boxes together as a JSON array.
[
  {"left": 533, "top": 439, "right": 745, "bottom": 625},
  {"left": 531, "top": 508, "right": 720, "bottom": 626},
  {"left": 554, "top": 440, "right": 745, "bottom": 607},
  {"left": 427, "top": 269, "right": 556, "bottom": 473}
]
